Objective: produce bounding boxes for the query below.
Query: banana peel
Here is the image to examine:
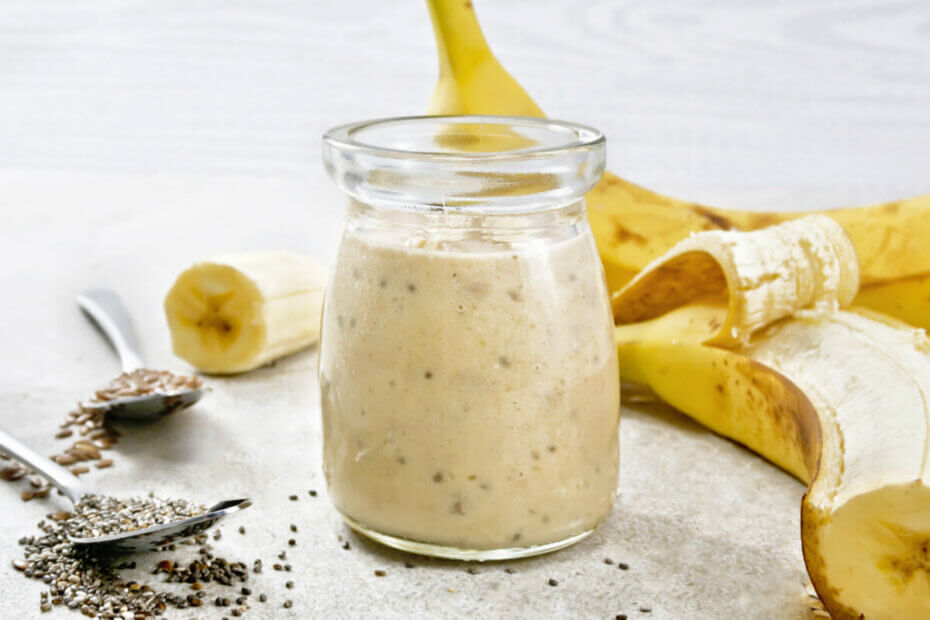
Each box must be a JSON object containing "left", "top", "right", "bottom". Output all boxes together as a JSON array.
[
  {"left": 614, "top": 216, "right": 930, "bottom": 619},
  {"left": 424, "top": 0, "right": 930, "bottom": 330}
]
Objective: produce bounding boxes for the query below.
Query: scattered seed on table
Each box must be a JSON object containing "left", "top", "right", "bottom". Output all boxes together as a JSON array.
[
  {"left": 55, "top": 429, "right": 73, "bottom": 439},
  {"left": 548, "top": 578, "right": 558, "bottom": 586},
  {"left": 342, "top": 541, "right": 350, "bottom": 550},
  {"left": 374, "top": 570, "right": 386, "bottom": 577},
  {"left": 617, "top": 562, "right": 629, "bottom": 570},
  {"left": 286, "top": 581, "right": 294, "bottom": 589},
  {"left": 288, "top": 538, "right": 296, "bottom": 546},
  {"left": 236, "top": 596, "right": 246, "bottom": 604},
  {"left": 259, "top": 594, "right": 267, "bottom": 603},
  {"left": 231, "top": 609, "right": 241, "bottom": 617},
  {"left": 639, "top": 606, "right": 652, "bottom": 613},
  {"left": 290, "top": 524, "right": 297, "bottom": 532},
  {"left": 273, "top": 564, "right": 283, "bottom": 571},
  {"left": 616, "top": 615, "right": 627, "bottom": 620},
  {"left": 404, "top": 561, "right": 415, "bottom": 569},
  {"left": 238, "top": 526, "right": 245, "bottom": 535},
  {"left": 278, "top": 551, "right": 287, "bottom": 560},
  {"left": 284, "top": 564, "right": 292, "bottom": 572},
  {"left": 309, "top": 489, "right": 317, "bottom": 497},
  {"left": 283, "top": 600, "right": 293, "bottom": 609},
  {"left": 289, "top": 495, "right": 298, "bottom": 501},
  {"left": 604, "top": 558, "right": 614, "bottom": 565},
  {"left": 241, "top": 587, "right": 251, "bottom": 596},
  {"left": 70, "top": 465, "right": 89, "bottom": 475}
]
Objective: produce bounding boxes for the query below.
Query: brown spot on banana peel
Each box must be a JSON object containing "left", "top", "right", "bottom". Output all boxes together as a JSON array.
[
  {"left": 613, "top": 222, "right": 649, "bottom": 245},
  {"left": 612, "top": 252, "right": 728, "bottom": 326}
]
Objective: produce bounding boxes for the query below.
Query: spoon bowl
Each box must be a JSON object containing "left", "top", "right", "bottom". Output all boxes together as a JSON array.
[
  {"left": 69, "top": 498, "right": 251, "bottom": 553},
  {"left": 76, "top": 288, "right": 204, "bottom": 421},
  {"left": 81, "top": 389, "right": 204, "bottom": 421}
]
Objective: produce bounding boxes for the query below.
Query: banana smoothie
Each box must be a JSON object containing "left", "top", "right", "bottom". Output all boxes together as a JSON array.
[{"left": 319, "top": 218, "right": 620, "bottom": 551}]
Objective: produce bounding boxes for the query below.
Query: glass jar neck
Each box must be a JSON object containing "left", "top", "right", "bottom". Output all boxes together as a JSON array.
[{"left": 345, "top": 198, "right": 588, "bottom": 247}]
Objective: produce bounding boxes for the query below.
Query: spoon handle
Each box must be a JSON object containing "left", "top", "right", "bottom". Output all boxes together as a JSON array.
[
  {"left": 77, "top": 289, "right": 146, "bottom": 373},
  {"left": 0, "top": 427, "right": 92, "bottom": 504}
]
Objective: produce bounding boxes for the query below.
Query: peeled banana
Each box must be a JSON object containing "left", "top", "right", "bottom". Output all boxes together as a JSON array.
[
  {"left": 424, "top": 0, "right": 930, "bottom": 330},
  {"left": 164, "top": 252, "right": 326, "bottom": 374},
  {"left": 613, "top": 217, "right": 930, "bottom": 619}
]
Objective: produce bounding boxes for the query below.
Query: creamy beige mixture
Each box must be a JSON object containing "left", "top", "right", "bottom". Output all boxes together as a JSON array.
[{"left": 320, "top": 222, "right": 619, "bottom": 550}]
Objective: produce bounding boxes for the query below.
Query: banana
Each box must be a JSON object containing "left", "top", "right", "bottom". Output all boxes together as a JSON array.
[
  {"left": 164, "top": 252, "right": 326, "bottom": 374},
  {"left": 424, "top": 0, "right": 930, "bottom": 329},
  {"left": 613, "top": 218, "right": 930, "bottom": 618}
]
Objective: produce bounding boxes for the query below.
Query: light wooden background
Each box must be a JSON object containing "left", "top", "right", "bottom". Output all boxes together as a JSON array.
[{"left": 1, "top": 0, "right": 928, "bottom": 207}]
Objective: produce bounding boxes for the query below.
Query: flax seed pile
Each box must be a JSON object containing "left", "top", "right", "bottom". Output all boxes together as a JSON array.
[{"left": 0, "top": 369, "right": 202, "bottom": 500}]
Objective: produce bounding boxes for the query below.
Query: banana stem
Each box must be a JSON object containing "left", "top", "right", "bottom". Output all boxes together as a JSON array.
[{"left": 426, "top": 0, "right": 493, "bottom": 77}]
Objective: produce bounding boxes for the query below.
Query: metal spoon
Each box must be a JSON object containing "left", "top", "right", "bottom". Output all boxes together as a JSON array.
[
  {"left": 76, "top": 288, "right": 203, "bottom": 420},
  {"left": 0, "top": 427, "right": 250, "bottom": 552}
]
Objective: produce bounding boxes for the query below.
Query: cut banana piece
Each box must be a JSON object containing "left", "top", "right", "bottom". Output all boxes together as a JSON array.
[
  {"left": 164, "top": 252, "right": 326, "bottom": 374},
  {"left": 613, "top": 217, "right": 930, "bottom": 619}
]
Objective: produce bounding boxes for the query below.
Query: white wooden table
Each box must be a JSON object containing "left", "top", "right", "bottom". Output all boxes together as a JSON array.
[{"left": 1, "top": 1, "right": 927, "bottom": 618}]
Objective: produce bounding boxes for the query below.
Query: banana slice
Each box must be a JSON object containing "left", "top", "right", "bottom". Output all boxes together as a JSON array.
[{"left": 164, "top": 252, "right": 326, "bottom": 374}]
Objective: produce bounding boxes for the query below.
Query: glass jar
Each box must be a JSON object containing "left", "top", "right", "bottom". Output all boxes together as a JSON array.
[{"left": 320, "top": 116, "right": 619, "bottom": 560}]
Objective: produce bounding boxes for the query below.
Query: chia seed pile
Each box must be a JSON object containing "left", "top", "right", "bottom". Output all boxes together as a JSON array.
[
  {"left": 14, "top": 497, "right": 259, "bottom": 618},
  {"left": 66, "top": 495, "right": 205, "bottom": 540},
  {"left": 0, "top": 369, "right": 202, "bottom": 501}
]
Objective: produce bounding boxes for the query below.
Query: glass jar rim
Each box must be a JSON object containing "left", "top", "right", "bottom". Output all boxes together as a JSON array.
[
  {"left": 323, "top": 115, "right": 604, "bottom": 162},
  {"left": 322, "top": 115, "right": 606, "bottom": 213}
]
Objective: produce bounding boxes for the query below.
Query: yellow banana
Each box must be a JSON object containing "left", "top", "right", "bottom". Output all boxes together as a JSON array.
[
  {"left": 424, "top": 0, "right": 930, "bottom": 329},
  {"left": 614, "top": 218, "right": 930, "bottom": 619}
]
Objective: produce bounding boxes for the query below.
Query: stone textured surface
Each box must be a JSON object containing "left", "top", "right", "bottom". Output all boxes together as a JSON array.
[{"left": 0, "top": 173, "right": 815, "bottom": 618}]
